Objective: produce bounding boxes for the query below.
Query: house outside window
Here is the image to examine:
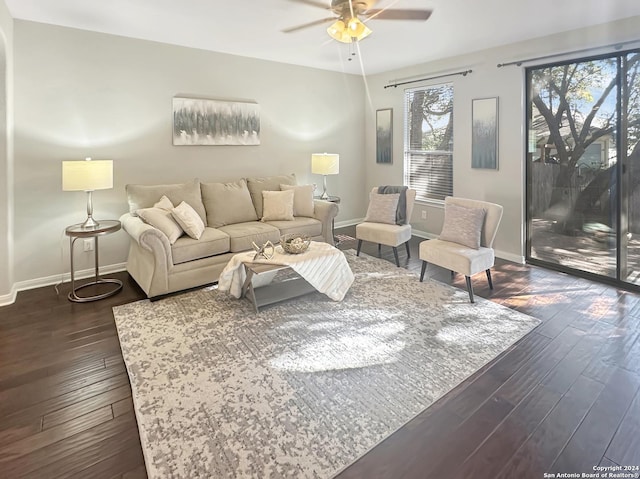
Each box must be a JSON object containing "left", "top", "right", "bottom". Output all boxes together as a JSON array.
[{"left": 403, "top": 83, "right": 454, "bottom": 202}]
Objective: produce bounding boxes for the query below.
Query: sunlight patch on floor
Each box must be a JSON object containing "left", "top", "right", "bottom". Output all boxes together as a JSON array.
[{"left": 271, "top": 318, "right": 406, "bottom": 373}]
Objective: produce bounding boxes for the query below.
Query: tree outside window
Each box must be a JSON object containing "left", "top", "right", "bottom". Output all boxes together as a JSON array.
[{"left": 404, "top": 83, "right": 454, "bottom": 202}]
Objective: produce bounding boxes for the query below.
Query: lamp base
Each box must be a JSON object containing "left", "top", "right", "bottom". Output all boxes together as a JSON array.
[
  {"left": 81, "top": 190, "right": 100, "bottom": 229},
  {"left": 320, "top": 175, "right": 330, "bottom": 200},
  {"left": 80, "top": 216, "right": 100, "bottom": 229}
]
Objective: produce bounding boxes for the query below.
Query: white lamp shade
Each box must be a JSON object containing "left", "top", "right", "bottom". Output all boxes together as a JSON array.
[
  {"left": 62, "top": 159, "right": 113, "bottom": 191},
  {"left": 311, "top": 153, "right": 339, "bottom": 175}
]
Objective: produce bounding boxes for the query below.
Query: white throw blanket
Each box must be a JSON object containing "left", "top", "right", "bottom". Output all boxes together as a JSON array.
[{"left": 218, "top": 241, "right": 354, "bottom": 301}]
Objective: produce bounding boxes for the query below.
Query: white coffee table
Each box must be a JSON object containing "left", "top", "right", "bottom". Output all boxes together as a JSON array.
[
  {"left": 240, "top": 262, "right": 316, "bottom": 313},
  {"left": 218, "top": 241, "right": 354, "bottom": 312}
]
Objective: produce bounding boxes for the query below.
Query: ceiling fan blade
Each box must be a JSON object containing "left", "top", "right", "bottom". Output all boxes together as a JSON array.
[
  {"left": 286, "top": 0, "right": 331, "bottom": 10},
  {"left": 282, "top": 17, "right": 336, "bottom": 33},
  {"left": 365, "top": 8, "right": 433, "bottom": 21}
]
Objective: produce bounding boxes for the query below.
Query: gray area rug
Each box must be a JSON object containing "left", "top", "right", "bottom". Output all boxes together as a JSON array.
[{"left": 113, "top": 250, "right": 540, "bottom": 479}]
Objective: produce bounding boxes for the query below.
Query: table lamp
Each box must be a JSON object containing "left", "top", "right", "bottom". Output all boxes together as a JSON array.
[
  {"left": 311, "top": 153, "right": 339, "bottom": 200},
  {"left": 62, "top": 158, "right": 113, "bottom": 229}
]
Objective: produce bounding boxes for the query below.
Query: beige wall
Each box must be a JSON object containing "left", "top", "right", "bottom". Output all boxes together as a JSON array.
[
  {"left": 12, "top": 20, "right": 366, "bottom": 286},
  {"left": 363, "top": 16, "right": 640, "bottom": 262},
  {"left": 0, "top": 0, "right": 13, "bottom": 303},
  {"left": 6, "top": 14, "right": 640, "bottom": 298}
]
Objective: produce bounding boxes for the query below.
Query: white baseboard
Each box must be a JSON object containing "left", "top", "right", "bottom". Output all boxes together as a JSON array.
[
  {"left": 0, "top": 262, "right": 128, "bottom": 306},
  {"left": 0, "top": 286, "right": 17, "bottom": 307},
  {"left": 496, "top": 251, "right": 525, "bottom": 264},
  {"left": 335, "top": 218, "right": 364, "bottom": 229},
  {"left": 411, "top": 229, "right": 437, "bottom": 240}
]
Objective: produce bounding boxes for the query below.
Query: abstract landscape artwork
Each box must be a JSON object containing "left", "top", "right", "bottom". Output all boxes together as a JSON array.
[
  {"left": 376, "top": 108, "right": 393, "bottom": 164},
  {"left": 471, "top": 97, "right": 498, "bottom": 169},
  {"left": 172, "top": 98, "right": 260, "bottom": 146}
]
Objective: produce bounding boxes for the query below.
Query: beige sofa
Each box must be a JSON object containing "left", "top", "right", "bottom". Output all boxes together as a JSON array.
[{"left": 120, "top": 174, "right": 338, "bottom": 298}]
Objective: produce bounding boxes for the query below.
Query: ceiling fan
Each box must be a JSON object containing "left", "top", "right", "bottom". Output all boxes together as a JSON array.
[{"left": 283, "top": 0, "right": 433, "bottom": 43}]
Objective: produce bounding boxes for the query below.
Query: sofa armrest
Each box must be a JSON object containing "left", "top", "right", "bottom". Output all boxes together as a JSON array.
[
  {"left": 312, "top": 199, "right": 339, "bottom": 245},
  {"left": 120, "top": 213, "right": 173, "bottom": 265}
]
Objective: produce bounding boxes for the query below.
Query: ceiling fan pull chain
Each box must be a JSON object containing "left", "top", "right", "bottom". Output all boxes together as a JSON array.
[{"left": 348, "top": 41, "right": 356, "bottom": 61}]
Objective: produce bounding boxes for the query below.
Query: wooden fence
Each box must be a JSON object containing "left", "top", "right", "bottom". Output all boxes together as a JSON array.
[
  {"left": 530, "top": 163, "right": 596, "bottom": 215},
  {"left": 530, "top": 163, "right": 640, "bottom": 233}
]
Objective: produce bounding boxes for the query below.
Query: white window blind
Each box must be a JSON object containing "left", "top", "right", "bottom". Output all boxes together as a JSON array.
[{"left": 403, "top": 83, "right": 454, "bottom": 202}]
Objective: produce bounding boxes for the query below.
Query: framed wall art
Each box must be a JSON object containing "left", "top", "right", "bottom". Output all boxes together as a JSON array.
[
  {"left": 376, "top": 108, "right": 393, "bottom": 164},
  {"left": 471, "top": 97, "right": 498, "bottom": 169},
  {"left": 172, "top": 97, "right": 260, "bottom": 146}
]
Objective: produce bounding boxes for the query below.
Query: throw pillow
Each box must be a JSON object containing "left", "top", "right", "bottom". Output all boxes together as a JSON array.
[
  {"left": 439, "top": 202, "right": 487, "bottom": 249},
  {"left": 136, "top": 197, "right": 183, "bottom": 244},
  {"left": 280, "top": 184, "right": 314, "bottom": 217},
  {"left": 201, "top": 179, "right": 258, "bottom": 227},
  {"left": 246, "top": 174, "right": 296, "bottom": 219},
  {"left": 364, "top": 192, "right": 400, "bottom": 225},
  {"left": 261, "top": 189, "right": 295, "bottom": 222},
  {"left": 172, "top": 201, "right": 206, "bottom": 240},
  {"left": 154, "top": 195, "right": 174, "bottom": 211}
]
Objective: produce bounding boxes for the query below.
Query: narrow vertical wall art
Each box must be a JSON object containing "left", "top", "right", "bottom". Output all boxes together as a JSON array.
[
  {"left": 471, "top": 97, "right": 498, "bottom": 169},
  {"left": 376, "top": 108, "right": 393, "bottom": 164}
]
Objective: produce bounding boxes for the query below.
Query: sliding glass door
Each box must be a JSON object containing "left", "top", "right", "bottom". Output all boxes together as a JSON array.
[{"left": 526, "top": 50, "right": 640, "bottom": 287}]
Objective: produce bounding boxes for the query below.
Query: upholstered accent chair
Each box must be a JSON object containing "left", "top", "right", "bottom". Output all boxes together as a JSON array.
[
  {"left": 356, "top": 187, "right": 416, "bottom": 267},
  {"left": 419, "top": 196, "right": 503, "bottom": 303}
]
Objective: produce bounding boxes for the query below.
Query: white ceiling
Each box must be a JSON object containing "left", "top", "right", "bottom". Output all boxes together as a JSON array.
[{"left": 6, "top": 0, "right": 640, "bottom": 75}]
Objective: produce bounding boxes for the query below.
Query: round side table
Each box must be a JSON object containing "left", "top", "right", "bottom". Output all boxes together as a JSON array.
[{"left": 65, "top": 220, "right": 123, "bottom": 303}]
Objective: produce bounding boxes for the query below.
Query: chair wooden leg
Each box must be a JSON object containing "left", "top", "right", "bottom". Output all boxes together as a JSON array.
[
  {"left": 405, "top": 241, "right": 411, "bottom": 258},
  {"left": 420, "top": 261, "right": 427, "bottom": 282},
  {"left": 465, "top": 276, "right": 475, "bottom": 303},
  {"left": 356, "top": 240, "right": 363, "bottom": 256},
  {"left": 392, "top": 247, "right": 400, "bottom": 267},
  {"left": 486, "top": 269, "right": 494, "bottom": 289},
  {"left": 378, "top": 244, "right": 381, "bottom": 256}
]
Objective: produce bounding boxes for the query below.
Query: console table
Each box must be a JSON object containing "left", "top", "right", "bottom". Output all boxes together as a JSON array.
[{"left": 65, "top": 220, "right": 123, "bottom": 303}]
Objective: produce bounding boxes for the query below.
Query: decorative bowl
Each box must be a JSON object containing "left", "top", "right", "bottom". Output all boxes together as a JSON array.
[{"left": 280, "top": 234, "right": 311, "bottom": 254}]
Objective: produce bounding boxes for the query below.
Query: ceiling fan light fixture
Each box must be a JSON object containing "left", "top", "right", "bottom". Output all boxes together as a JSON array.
[
  {"left": 346, "top": 17, "right": 368, "bottom": 38},
  {"left": 327, "top": 20, "right": 353, "bottom": 43},
  {"left": 327, "top": 19, "right": 346, "bottom": 41},
  {"left": 327, "top": 17, "right": 371, "bottom": 43}
]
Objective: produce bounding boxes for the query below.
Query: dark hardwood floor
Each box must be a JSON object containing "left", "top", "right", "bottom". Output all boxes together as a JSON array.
[{"left": 1, "top": 225, "right": 639, "bottom": 478}]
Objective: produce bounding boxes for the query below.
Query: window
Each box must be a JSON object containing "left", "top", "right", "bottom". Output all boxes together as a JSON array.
[{"left": 404, "top": 83, "right": 454, "bottom": 202}]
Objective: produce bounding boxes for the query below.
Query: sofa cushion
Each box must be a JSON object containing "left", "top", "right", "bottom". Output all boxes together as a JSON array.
[
  {"left": 126, "top": 179, "right": 207, "bottom": 225},
  {"left": 218, "top": 221, "right": 280, "bottom": 253},
  {"left": 280, "top": 184, "right": 315, "bottom": 217},
  {"left": 261, "top": 190, "right": 295, "bottom": 222},
  {"left": 246, "top": 174, "right": 296, "bottom": 219},
  {"left": 201, "top": 179, "right": 258, "bottom": 227},
  {"left": 265, "top": 217, "right": 323, "bottom": 238},
  {"left": 171, "top": 227, "right": 230, "bottom": 265}
]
